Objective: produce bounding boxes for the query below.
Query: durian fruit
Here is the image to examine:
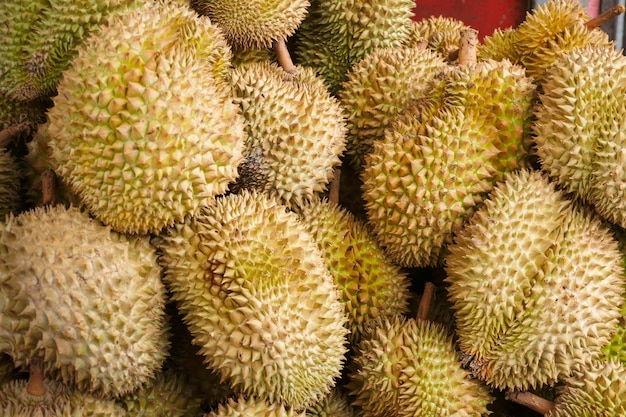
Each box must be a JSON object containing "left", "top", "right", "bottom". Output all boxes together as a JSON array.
[
  {"left": 296, "top": 197, "right": 410, "bottom": 343},
  {"left": 404, "top": 16, "right": 472, "bottom": 59},
  {"left": 532, "top": 44, "right": 626, "bottom": 228},
  {"left": 191, "top": 0, "right": 309, "bottom": 49},
  {"left": 206, "top": 396, "right": 306, "bottom": 417},
  {"left": 305, "top": 389, "right": 355, "bottom": 417},
  {"left": 347, "top": 315, "right": 493, "bottom": 417},
  {"left": 0, "top": 149, "right": 21, "bottom": 218},
  {"left": 119, "top": 369, "right": 202, "bottom": 417},
  {"left": 68, "top": 390, "right": 129, "bottom": 416},
  {"left": 155, "top": 190, "right": 349, "bottom": 410},
  {"left": 40, "top": 0, "right": 246, "bottom": 235},
  {"left": 0, "top": 205, "right": 170, "bottom": 397},
  {"left": 0, "top": 0, "right": 140, "bottom": 101},
  {"left": 545, "top": 360, "right": 626, "bottom": 416},
  {"left": 339, "top": 46, "right": 447, "bottom": 170},
  {"left": 228, "top": 61, "right": 346, "bottom": 209},
  {"left": 445, "top": 169, "right": 625, "bottom": 390},
  {"left": 231, "top": 47, "right": 275, "bottom": 67},
  {"left": 293, "top": 0, "right": 415, "bottom": 94}
]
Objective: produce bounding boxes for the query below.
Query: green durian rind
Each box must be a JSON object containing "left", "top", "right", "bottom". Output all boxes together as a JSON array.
[
  {"left": 229, "top": 61, "right": 347, "bottom": 209},
  {"left": 206, "top": 396, "right": 306, "bottom": 417},
  {"left": 293, "top": 0, "right": 415, "bottom": 94},
  {"left": 546, "top": 360, "right": 626, "bottom": 416},
  {"left": 0, "top": 150, "right": 21, "bottom": 219},
  {"left": 339, "top": 46, "right": 447, "bottom": 170},
  {"left": 445, "top": 169, "right": 625, "bottom": 390},
  {"left": 155, "top": 190, "right": 348, "bottom": 410},
  {"left": 0, "top": 205, "right": 170, "bottom": 397},
  {"left": 297, "top": 197, "right": 410, "bottom": 343},
  {"left": 347, "top": 315, "right": 492, "bottom": 417},
  {"left": 305, "top": 389, "right": 356, "bottom": 417},
  {"left": 191, "top": 0, "right": 309, "bottom": 49},
  {"left": 42, "top": 1, "right": 245, "bottom": 235}
]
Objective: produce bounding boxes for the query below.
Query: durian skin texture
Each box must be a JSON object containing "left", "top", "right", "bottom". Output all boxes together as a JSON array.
[
  {"left": 0, "top": 378, "right": 70, "bottom": 417},
  {"left": 206, "top": 396, "right": 307, "bottom": 417},
  {"left": 155, "top": 190, "right": 349, "bottom": 410},
  {"left": 347, "top": 315, "right": 492, "bottom": 417},
  {"left": 0, "top": 205, "right": 170, "bottom": 397},
  {"left": 445, "top": 169, "right": 625, "bottom": 390},
  {"left": 43, "top": 0, "right": 246, "bottom": 235},
  {"left": 305, "top": 389, "right": 356, "bottom": 417},
  {"left": 191, "top": 0, "right": 310, "bottom": 49}
]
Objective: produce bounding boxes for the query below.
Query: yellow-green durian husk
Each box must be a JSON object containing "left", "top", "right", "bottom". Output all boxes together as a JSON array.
[
  {"left": 191, "top": 0, "right": 309, "bottom": 49},
  {"left": 546, "top": 360, "right": 626, "bottom": 416},
  {"left": 347, "top": 315, "right": 493, "bottom": 417},
  {"left": 533, "top": 44, "right": 626, "bottom": 227},
  {"left": 339, "top": 46, "right": 447, "bottom": 170},
  {"left": 206, "top": 397, "right": 307, "bottom": 417},
  {"left": 514, "top": 0, "right": 612, "bottom": 83},
  {"left": 120, "top": 370, "right": 202, "bottom": 417},
  {"left": 155, "top": 190, "right": 349, "bottom": 409},
  {"left": 228, "top": 62, "right": 347, "bottom": 209},
  {"left": 305, "top": 389, "right": 356, "bottom": 417},
  {"left": 0, "top": 377, "right": 70, "bottom": 417},
  {"left": 0, "top": 149, "right": 21, "bottom": 219},
  {"left": 68, "top": 390, "right": 128, "bottom": 416},
  {"left": 361, "top": 104, "right": 500, "bottom": 268},
  {"left": 478, "top": 27, "right": 520, "bottom": 63},
  {"left": 42, "top": 0, "right": 246, "bottom": 235},
  {"left": 445, "top": 169, "right": 625, "bottom": 390},
  {"left": 293, "top": 0, "right": 415, "bottom": 94},
  {"left": 297, "top": 197, "right": 410, "bottom": 344},
  {"left": 404, "top": 16, "right": 472, "bottom": 59},
  {"left": 0, "top": 205, "right": 170, "bottom": 397}
]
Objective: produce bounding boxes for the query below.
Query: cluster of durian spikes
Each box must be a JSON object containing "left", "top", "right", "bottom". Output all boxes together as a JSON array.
[
  {"left": 585, "top": 4, "right": 626, "bottom": 30},
  {"left": 505, "top": 391, "right": 555, "bottom": 415}
]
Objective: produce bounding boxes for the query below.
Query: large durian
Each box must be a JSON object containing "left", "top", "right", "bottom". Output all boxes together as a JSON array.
[
  {"left": 347, "top": 315, "right": 492, "bottom": 417},
  {"left": 0, "top": 205, "right": 170, "bottom": 397},
  {"left": 40, "top": 0, "right": 246, "bottom": 234},
  {"left": 191, "top": 0, "right": 309, "bottom": 49},
  {"left": 445, "top": 169, "right": 625, "bottom": 390},
  {"left": 228, "top": 61, "right": 346, "bottom": 209},
  {"left": 155, "top": 190, "right": 349, "bottom": 409}
]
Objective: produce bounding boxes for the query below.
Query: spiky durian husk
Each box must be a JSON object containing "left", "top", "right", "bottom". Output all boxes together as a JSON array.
[
  {"left": 361, "top": 105, "right": 500, "bottom": 268},
  {"left": 0, "top": 205, "right": 170, "bottom": 397},
  {"left": 191, "top": 0, "right": 309, "bottom": 49},
  {"left": 339, "top": 46, "right": 446, "bottom": 170},
  {"left": 347, "top": 315, "right": 492, "bottom": 417},
  {"left": 228, "top": 62, "right": 346, "bottom": 209},
  {"left": 155, "top": 191, "right": 349, "bottom": 409},
  {"left": 42, "top": 1, "right": 245, "bottom": 235},
  {"left": 207, "top": 397, "right": 306, "bottom": 417},
  {"left": 293, "top": 0, "right": 415, "bottom": 94},
  {"left": 0, "top": 378, "right": 70, "bottom": 417},
  {"left": 546, "top": 360, "right": 626, "bottom": 416},
  {"left": 297, "top": 198, "right": 410, "bottom": 343},
  {"left": 445, "top": 169, "right": 625, "bottom": 390},
  {"left": 404, "top": 16, "right": 471, "bottom": 59},
  {"left": 0, "top": 150, "right": 21, "bottom": 219},
  {"left": 231, "top": 47, "right": 275, "bottom": 67},
  {"left": 514, "top": 0, "right": 611, "bottom": 83},
  {"left": 1, "top": 0, "right": 140, "bottom": 102},
  {"left": 68, "top": 390, "right": 128, "bottom": 416},
  {"left": 0, "top": 92, "right": 50, "bottom": 144},
  {"left": 305, "top": 389, "right": 355, "bottom": 417},
  {"left": 478, "top": 27, "right": 520, "bottom": 63},
  {"left": 533, "top": 44, "right": 626, "bottom": 227},
  {"left": 120, "top": 370, "right": 202, "bottom": 417}
]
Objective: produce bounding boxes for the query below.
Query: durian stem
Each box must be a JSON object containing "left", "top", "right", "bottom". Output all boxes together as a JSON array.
[
  {"left": 585, "top": 4, "right": 626, "bottom": 30},
  {"left": 328, "top": 167, "right": 341, "bottom": 204},
  {"left": 27, "top": 359, "right": 46, "bottom": 397},
  {"left": 505, "top": 391, "right": 554, "bottom": 415},
  {"left": 0, "top": 122, "right": 28, "bottom": 149},
  {"left": 416, "top": 282, "right": 436, "bottom": 321},
  {"left": 41, "top": 169, "right": 59, "bottom": 206},
  {"left": 273, "top": 38, "right": 296, "bottom": 74},
  {"left": 457, "top": 28, "right": 478, "bottom": 66}
]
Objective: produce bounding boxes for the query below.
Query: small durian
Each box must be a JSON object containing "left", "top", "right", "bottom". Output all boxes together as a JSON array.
[
  {"left": 42, "top": 0, "right": 246, "bottom": 234},
  {"left": 191, "top": 0, "right": 309, "bottom": 49},
  {"left": 404, "top": 16, "right": 472, "bottom": 59},
  {"left": 228, "top": 61, "right": 347, "bottom": 209},
  {"left": 206, "top": 397, "right": 306, "bottom": 417},
  {"left": 445, "top": 169, "right": 625, "bottom": 390},
  {"left": 0, "top": 205, "right": 170, "bottom": 397},
  {"left": 297, "top": 197, "right": 410, "bottom": 343},
  {"left": 155, "top": 190, "right": 349, "bottom": 409},
  {"left": 0, "top": 149, "right": 21, "bottom": 218},
  {"left": 347, "top": 315, "right": 492, "bottom": 417},
  {"left": 305, "top": 389, "right": 356, "bottom": 417}
]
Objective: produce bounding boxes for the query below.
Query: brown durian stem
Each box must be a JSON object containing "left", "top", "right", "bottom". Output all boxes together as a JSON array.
[
  {"left": 27, "top": 359, "right": 46, "bottom": 397},
  {"left": 0, "top": 122, "right": 28, "bottom": 149},
  {"left": 585, "top": 4, "right": 626, "bottom": 30},
  {"left": 416, "top": 282, "right": 436, "bottom": 321},
  {"left": 41, "top": 169, "right": 59, "bottom": 207},
  {"left": 273, "top": 38, "right": 296, "bottom": 74},
  {"left": 457, "top": 28, "right": 478, "bottom": 66},
  {"left": 328, "top": 167, "right": 341, "bottom": 204},
  {"left": 505, "top": 391, "right": 555, "bottom": 415}
]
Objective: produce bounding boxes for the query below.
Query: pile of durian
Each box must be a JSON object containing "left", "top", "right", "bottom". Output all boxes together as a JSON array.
[{"left": 1, "top": 0, "right": 626, "bottom": 415}]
